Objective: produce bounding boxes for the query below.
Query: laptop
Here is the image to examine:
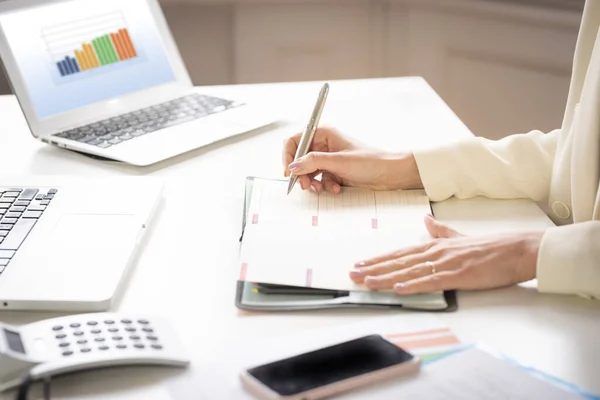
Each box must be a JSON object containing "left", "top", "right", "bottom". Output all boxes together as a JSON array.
[
  {"left": 0, "top": 0, "right": 277, "bottom": 166},
  {"left": 0, "top": 176, "right": 163, "bottom": 311}
]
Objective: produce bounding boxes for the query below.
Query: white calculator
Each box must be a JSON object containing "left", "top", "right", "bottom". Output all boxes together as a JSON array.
[{"left": 0, "top": 313, "right": 189, "bottom": 392}]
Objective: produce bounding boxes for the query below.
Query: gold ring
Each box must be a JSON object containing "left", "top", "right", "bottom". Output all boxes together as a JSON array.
[{"left": 426, "top": 261, "right": 436, "bottom": 274}]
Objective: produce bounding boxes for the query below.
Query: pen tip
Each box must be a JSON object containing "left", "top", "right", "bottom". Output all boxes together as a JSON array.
[{"left": 287, "top": 180, "right": 295, "bottom": 195}]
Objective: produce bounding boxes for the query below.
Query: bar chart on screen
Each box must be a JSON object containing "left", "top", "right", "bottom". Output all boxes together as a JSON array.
[{"left": 41, "top": 11, "right": 144, "bottom": 81}]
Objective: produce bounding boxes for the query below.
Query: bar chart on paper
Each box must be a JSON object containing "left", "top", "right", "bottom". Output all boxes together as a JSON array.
[{"left": 41, "top": 12, "right": 139, "bottom": 78}]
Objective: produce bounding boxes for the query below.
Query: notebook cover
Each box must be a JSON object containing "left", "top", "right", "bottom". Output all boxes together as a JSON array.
[
  {"left": 238, "top": 176, "right": 458, "bottom": 312},
  {"left": 234, "top": 281, "right": 458, "bottom": 312}
]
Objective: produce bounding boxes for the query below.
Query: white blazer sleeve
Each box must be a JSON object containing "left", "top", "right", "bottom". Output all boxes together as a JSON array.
[
  {"left": 412, "top": 129, "right": 560, "bottom": 202},
  {"left": 412, "top": 130, "right": 600, "bottom": 298},
  {"left": 537, "top": 221, "right": 600, "bottom": 298}
]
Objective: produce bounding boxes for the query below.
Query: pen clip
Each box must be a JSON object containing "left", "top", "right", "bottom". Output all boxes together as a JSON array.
[{"left": 308, "top": 83, "right": 329, "bottom": 128}]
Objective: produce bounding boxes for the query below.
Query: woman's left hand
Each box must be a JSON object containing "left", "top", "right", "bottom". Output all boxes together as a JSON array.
[{"left": 349, "top": 214, "right": 544, "bottom": 295}]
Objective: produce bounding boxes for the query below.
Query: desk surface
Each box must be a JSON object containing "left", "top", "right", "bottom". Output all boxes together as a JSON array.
[{"left": 0, "top": 77, "right": 599, "bottom": 399}]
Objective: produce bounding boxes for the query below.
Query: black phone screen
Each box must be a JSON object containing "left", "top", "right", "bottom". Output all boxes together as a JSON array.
[{"left": 247, "top": 334, "right": 414, "bottom": 396}]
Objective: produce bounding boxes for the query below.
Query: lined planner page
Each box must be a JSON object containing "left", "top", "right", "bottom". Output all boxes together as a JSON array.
[{"left": 240, "top": 178, "right": 433, "bottom": 291}]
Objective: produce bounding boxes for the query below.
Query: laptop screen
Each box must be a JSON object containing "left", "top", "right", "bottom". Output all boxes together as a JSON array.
[{"left": 0, "top": 0, "right": 176, "bottom": 120}]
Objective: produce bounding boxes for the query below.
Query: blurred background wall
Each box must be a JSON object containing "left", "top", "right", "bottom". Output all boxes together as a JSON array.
[{"left": 0, "top": 0, "right": 585, "bottom": 140}]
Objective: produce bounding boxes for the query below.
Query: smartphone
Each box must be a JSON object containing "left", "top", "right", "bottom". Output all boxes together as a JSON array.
[{"left": 240, "top": 334, "right": 420, "bottom": 400}]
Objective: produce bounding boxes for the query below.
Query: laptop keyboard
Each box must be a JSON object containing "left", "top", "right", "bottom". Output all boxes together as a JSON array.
[
  {"left": 52, "top": 93, "right": 243, "bottom": 148},
  {"left": 0, "top": 188, "right": 57, "bottom": 273}
]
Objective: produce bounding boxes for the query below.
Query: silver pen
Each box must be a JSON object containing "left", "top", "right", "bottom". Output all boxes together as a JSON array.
[{"left": 287, "top": 82, "right": 330, "bottom": 195}]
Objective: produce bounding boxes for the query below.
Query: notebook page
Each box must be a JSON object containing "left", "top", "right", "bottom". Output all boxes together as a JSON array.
[
  {"left": 341, "top": 347, "right": 586, "bottom": 399},
  {"left": 240, "top": 178, "right": 433, "bottom": 291}
]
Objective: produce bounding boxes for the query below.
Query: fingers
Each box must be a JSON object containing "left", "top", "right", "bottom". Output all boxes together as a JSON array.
[
  {"left": 297, "top": 178, "right": 325, "bottom": 193},
  {"left": 288, "top": 152, "right": 341, "bottom": 176},
  {"left": 298, "top": 176, "right": 309, "bottom": 190},
  {"left": 364, "top": 263, "right": 436, "bottom": 290},
  {"left": 355, "top": 257, "right": 462, "bottom": 294},
  {"left": 282, "top": 127, "right": 352, "bottom": 177},
  {"left": 294, "top": 170, "right": 329, "bottom": 193},
  {"left": 350, "top": 253, "right": 427, "bottom": 285},
  {"left": 321, "top": 172, "right": 341, "bottom": 194},
  {"left": 360, "top": 258, "right": 452, "bottom": 290},
  {"left": 288, "top": 152, "right": 338, "bottom": 195},
  {"left": 310, "top": 180, "right": 323, "bottom": 193},
  {"left": 298, "top": 175, "right": 312, "bottom": 191},
  {"left": 394, "top": 271, "right": 461, "bottom": 295},
  {"left": 424, "top": 214, "right": 462, "bottom": 239},
  {"left": 297, "top": 172, "right": 320, "bottom": 191},
  {"left": 353, "top": 242, "right": 431, "bottom": 269},
  {"left": 350, "top": 219, "right": 463, "bottom": 292}
]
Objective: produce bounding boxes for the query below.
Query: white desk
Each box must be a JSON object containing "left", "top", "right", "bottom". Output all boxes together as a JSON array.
[{"left": 0, "top": 77, "right": 599, "bottom": 399}]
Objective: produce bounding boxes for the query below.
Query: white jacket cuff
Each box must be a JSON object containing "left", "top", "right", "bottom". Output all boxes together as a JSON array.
[
  {"left": 411, "top": 141, "right": 466, "bottom": 202},
  {"left": 537, "top": 221, "right": 600, "bottom": 298}
]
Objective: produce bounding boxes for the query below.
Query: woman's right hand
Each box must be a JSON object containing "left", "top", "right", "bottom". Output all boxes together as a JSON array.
[{"left": 283, "top": 127, "right": 423, "bottom": 194}]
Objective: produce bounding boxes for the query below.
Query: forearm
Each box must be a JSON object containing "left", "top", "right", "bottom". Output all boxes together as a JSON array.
[
  {"left": 386, "top": 153, "right": 424, "bottom": 190},
  {"left": 409, "top": 129, "right": 560, "bottom": 202}
]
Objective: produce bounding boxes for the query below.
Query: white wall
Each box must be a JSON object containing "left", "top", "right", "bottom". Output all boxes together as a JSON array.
[{"left": 0, "top": 0, "right": 584, "bottom": 140}]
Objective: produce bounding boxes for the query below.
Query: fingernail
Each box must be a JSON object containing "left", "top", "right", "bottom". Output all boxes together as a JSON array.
[
  {"left": 289, "top": 161, "right": 302, "bottom": 172},
  {"left": 349, "top": 269, "right": 363, "bottom": 278},
  {"left": 311, "top": 183, "right": 318, "bottom": 192},
  {"left": 394, "top": 283, "right": 406, "bottom": 291},
  {"left": 354, "top": 261, "right": 366, "bottom": 267}
]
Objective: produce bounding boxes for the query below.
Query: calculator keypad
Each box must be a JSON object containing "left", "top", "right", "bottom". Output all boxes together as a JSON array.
[{"left": 52, "top": 318, "right": 164, "bottom": 356}]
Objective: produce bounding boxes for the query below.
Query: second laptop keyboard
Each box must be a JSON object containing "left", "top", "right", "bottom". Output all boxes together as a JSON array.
[
  {"left": 52, "top": 93, "right": 242, "bottom": 148},
  {"left": 0, "top": 188, "right": 56, "bottom": 273}
]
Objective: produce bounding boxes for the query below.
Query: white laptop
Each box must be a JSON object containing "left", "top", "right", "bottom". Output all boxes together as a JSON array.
[
  {"left": 0, "top": 0, "right": 277, "bottom": 166},
  {"left": 0, "top": 176, "right": 163, "bottom": 311}
]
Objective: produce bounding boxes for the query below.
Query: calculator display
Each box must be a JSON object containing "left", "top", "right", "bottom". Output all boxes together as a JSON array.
[{"left": 3, "top": 329, "right": 25, "bottom": 354}]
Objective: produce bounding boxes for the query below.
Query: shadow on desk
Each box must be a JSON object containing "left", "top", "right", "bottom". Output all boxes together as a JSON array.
[
  {"left": 1, "top": 365, "right": 195, "bottom": 400},
  {"left": 458, "top": 282, "right": 600, "bottom": 313}
]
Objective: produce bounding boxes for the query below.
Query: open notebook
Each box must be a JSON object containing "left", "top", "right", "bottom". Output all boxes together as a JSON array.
[{"left": 236, "top": 177, "right": 457, "bottom": 312}]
